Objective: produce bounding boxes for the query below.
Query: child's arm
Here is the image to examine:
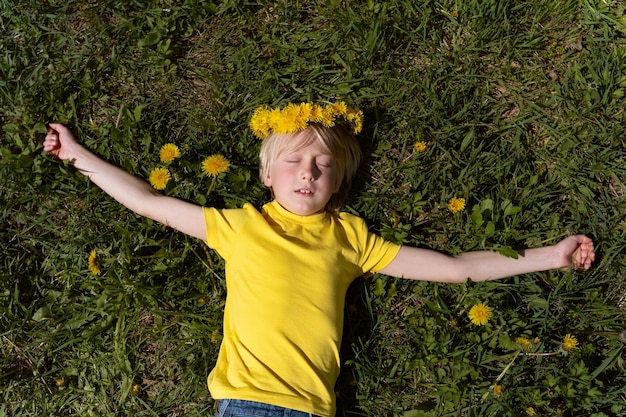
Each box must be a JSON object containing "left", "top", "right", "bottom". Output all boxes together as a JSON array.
[
  {"left": 378, "top": 235, "right": 595, "bottom": 283},
  {"left": 43, "top": 123, "right": 206, "bottom": 240}
]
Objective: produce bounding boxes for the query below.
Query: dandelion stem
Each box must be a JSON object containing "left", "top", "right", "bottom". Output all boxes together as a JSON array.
[
  {"left": 207, "top": 176, "right": 216, "bottom": 196},
  {"left": 523, "top": 351, "right": 560, "bottom": 357},
  {"left": 481, "top": 351, "right": 521, "bottom": 402}
]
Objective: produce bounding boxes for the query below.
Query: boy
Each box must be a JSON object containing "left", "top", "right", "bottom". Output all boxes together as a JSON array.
[{"left": 43, "top": 102, "right": 594, "bottom": 417}]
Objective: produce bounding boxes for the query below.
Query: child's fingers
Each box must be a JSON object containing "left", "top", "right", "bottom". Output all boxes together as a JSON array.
[
  {"left": 574, "top": 238, "right": 595, "bottom": 270},
  {"left": 43, "top": 127, "right": 64, "bottom": 156},
  {"left": 45, "top": 129, "right": 58, "bottom": 142},
  {"left": 43, "top": 130, "right": 60, "bottom": 151},
  {"left": 584, "top": 243, "right": 595, "bottom": 269},
  {"left": 48, "top": 122, "right": 66, "bottom": 132}
]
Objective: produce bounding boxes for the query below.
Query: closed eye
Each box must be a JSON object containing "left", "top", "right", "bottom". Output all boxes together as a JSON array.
[{"left": 317, "top": 159, "right": 333, "bottom": 168}]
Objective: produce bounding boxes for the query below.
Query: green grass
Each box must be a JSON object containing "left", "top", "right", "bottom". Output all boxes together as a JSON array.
[{"left": 2, "top": 0, "right": 626, "bottom": 416}]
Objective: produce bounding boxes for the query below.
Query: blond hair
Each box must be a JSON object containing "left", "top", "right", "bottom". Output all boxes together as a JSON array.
[{"left": 259, "top": 123, "right": 362, "bottom": 212}]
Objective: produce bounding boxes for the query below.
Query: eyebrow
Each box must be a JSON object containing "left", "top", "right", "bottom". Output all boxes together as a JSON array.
[{"left": 281, "top": 149, "right": 334, "bottom": 158}]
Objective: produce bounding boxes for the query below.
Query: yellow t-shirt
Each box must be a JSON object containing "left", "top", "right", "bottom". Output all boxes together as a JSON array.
[{"left": 203, "top": 201, "right": 401, "bottom": 417}]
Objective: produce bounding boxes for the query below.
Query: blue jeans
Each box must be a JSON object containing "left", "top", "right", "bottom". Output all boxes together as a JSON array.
[{"left": 214, "top": 399, "right": 320, "bottom": 417}]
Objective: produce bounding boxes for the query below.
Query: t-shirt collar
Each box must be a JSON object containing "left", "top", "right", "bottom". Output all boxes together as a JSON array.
[{"left": 264, "top": 200, "right": 329, "bottom": 225}]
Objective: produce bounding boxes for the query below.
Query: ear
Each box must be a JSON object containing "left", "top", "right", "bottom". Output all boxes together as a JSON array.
[{"left": 263, "top": 173, "right": 272, "bottom": 187}]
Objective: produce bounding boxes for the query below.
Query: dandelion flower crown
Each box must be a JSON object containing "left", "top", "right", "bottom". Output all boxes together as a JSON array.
[{"left": 249, "top": 101, "right": 364, "bottom": 139}]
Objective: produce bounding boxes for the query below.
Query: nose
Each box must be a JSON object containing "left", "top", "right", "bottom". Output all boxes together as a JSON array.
[{"left": 300, "top": 161, "right": 318, "bottom": 181}]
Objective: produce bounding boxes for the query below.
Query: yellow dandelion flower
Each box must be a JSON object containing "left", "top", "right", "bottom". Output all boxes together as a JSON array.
[
  {"left": 451, "top": 9, "right": 459, "bottom": 18},
  {"left": 346, "top": 108, "right": 364, "bottom": 134},
  {"left": 526, "top": 407, "right": 536, "bottom": 416},
  {"left": 55, "top": 377, "right": 66, "bottom": 387},
  {"left": 309, "top": 104, "right": 325, "bottom": 123},
  {"left": 316, "top": 106, "right": 334, "bottom": 127},
  {"left": 267, "top": 107, "right": 288, "bottom": 134},
  {"left": 413, "top": 141, "right": 427, "bottom": 153},
  {"left": 130, "top": 384, "right": 141, "bottom": 395},
  {"left": 448, "top": 197, "right": 466, "bottom": 213},
  {"left": 88, "top": 249, "right": 101, "bottom": 276},
  {"left": 563, "top": 334, "right": 578, "bottom": 351},
  {"left": 149, "top": 167, "right": 171, "bottom": 190},
  {"left": 249, "top": 102, "right": 364, "bottom": 138},
  {"left": 159, "top": 143, "right": 180, "bottom": 163},
  {"left": 493, "top": 384, "right": 503, "bottom": 395},
  {"left": 297, "top": 102, "right": 313, "bottom": 121},
  {"left": 468, "top": 303, "right": 492, "bottom": 326},
  {"left": 201, "top": 154, "right": 230, "bottom": 177},
  {"left": 331, "top": 101, "right": 348, "bottom": 116},
  {"left": 515, "top": 337, "right": 532, "bottom": 351},
  {"left": 250, "top": 107, "right": 271, "bottom": 138},
  {"left": 278, "top": 103, "right": 307, "bottom": 133}
]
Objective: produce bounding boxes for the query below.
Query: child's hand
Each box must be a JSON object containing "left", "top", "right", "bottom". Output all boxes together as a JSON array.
[
  {"left": 43, "top": 123, "right": 80, "bottom": 161},
  {"left": 555, "top": 235, "right": 595, "bottom": 271}
]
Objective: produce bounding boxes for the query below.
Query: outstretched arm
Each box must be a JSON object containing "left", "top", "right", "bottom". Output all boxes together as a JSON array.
[
  {"left": 43, "top": 123, "right": 207, "bottom": 240},
  {"left": 378, "top": 235, "right": 595, "bottom": 283}
]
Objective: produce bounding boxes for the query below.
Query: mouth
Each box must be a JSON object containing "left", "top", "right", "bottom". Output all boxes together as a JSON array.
[{"left": 296, "top": 188, "right": 314, "bottom": 195}]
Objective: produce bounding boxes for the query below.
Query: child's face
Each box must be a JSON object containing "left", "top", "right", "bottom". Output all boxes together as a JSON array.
[{"left": 264, "top": 135, "right": 340, "bottom": 216}]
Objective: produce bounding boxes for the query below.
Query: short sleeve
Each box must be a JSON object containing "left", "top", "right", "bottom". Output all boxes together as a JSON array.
[
  {"left": 203, "top": 205, "right": 253, "bottom": 259},
  {"left": 361, "top": 232, "right": 401, "bottom": 274},
  {"left": 339, "top": 213, "right": 401, "bottom": 275}
]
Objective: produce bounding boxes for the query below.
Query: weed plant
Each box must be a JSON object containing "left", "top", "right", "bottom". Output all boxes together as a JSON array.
[{"left": 2, "top": 0, "right": 626, "bottom": 416}]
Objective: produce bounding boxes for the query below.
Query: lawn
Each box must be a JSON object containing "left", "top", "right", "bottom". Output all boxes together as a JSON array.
[{"left": 2, "top": 0, "right": 626, "bottom": 416}]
